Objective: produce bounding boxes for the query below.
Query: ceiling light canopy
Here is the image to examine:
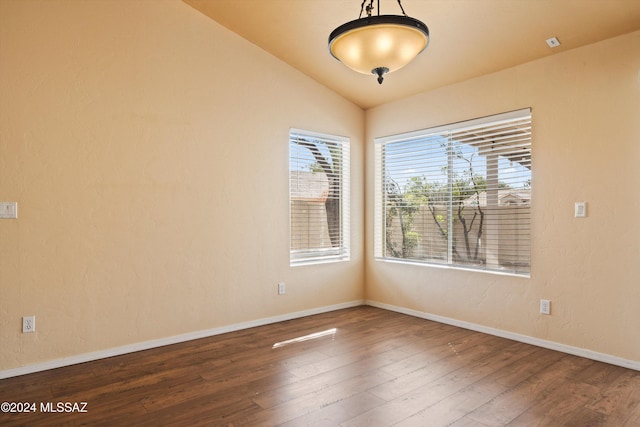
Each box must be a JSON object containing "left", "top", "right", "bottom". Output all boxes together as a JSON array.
[{"left": 329, "top": 0, "right": 429, "bottom": 84}]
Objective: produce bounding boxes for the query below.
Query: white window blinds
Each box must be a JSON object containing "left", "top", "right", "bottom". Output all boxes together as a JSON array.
[
  {"left": 290, "top": 129, "right": 350, "bottom": 265},
  {"left": 374, "top": 109, "right": 532, "bottom": 276}
]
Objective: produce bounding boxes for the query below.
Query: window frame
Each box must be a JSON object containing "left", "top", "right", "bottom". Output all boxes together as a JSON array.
[
  {"left": 289, "top": 128, "right": 350, "bottom": 266},
  {"left": 374, "top": 109, "right": 532, "bottom": 277}
]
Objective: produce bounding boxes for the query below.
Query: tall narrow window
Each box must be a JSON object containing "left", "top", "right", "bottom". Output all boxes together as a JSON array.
[
  {"left": 375, "top": 109, "right": 532, "bottom": 276},
  {"left": 290, "top": 129, "right": 350, "bottom": 265}
]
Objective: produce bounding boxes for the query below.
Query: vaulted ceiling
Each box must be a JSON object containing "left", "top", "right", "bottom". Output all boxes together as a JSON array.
[{"left": 184, "top": 0, "right": 640, "bottom": 109}]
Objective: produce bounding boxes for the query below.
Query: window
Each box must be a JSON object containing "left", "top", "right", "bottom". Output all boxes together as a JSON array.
[
  {"left": 374, "top": 109, "right": 532, "bottom": 276},
  {"left": 290, "top": 129, "right": 350, "bottom": 265}
]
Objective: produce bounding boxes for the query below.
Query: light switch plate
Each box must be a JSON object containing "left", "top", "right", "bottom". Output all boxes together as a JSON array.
[
  {"left": 0, "top": 202, "right": 18, "bottom": 219},
  {"left": 575, "top": 202, "right": 587, "bottom": 218}
]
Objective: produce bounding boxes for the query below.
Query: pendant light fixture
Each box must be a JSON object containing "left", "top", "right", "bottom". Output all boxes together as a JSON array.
[{"left": 328, "top": 0, "right": 429, "bottom": 84}]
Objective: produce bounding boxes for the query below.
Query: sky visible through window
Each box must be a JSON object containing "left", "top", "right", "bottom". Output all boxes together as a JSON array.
[
  {"left": 289, "top": 136, "right": 336, "bottom": 173},
  {"left": 384, "top": 134, "right": 531, "bottom": 191}
]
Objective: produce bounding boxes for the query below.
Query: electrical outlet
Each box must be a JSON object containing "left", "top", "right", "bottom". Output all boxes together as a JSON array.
[
  {"left": 278, "top": 282, "right": 285, "bottom": 295},
  {"left": 22, "top": 316, "right": 36, "bottom": 333},
  {"left": 540, "top": 300, "right": 551, "bottom": 315}
]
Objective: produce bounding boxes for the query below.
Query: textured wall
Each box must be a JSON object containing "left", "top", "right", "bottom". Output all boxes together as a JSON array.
[
  {"left": 365, "top": 31, "right": 640, "bottom": 362},
  {"left": 2, "top": 0, "right": 637, "bottom": 374},
  {"left": 0, "top": 0, "right": 365, "bottom": 371}
]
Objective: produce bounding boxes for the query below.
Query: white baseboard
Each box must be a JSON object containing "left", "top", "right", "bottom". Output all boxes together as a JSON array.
[
  {"left": 365, "top": 300, "right": 640, "bottom": 372},
  {"left": 3, "top": 298, "right": 637, "bottom": 379},
  {"left": 0, "top": 300, "right": 364, "bottom": 379}
]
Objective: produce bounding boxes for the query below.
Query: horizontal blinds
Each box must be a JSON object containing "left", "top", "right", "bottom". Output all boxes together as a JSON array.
[
  {"left": 290, "top": 129, "right": 350, "bottom": 265},
  {"left": 375, "top": 109, "right": 532, "bottom": 276}
]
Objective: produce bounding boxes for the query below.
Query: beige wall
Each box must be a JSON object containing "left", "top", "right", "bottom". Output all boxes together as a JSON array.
[
  {"left": 366, "top": 31, "right": 640, "bottom": 362},
  {"left": 1, "top": 0, "right": 638, "bottom": 374},
  {"left": 0, "top": 0, "right": 365, "bottom": 371}
]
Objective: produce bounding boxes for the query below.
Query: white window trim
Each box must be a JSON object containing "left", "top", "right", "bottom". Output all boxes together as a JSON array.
[
  {"left": 374, "top": 108, "right": 532, "bottom": 277},
  {"left": 289, "top": 128, "right": 350, "bottom": 266}
]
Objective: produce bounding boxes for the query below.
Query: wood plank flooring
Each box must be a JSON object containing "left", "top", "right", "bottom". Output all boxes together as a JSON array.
[{"left": 1, "top": 306, "right": 639, "bottom": 426}]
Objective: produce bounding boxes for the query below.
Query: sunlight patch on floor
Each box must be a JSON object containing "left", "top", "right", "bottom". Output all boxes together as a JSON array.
[{"left": 272, "top": 328, "right": 337, "bottom": 349}]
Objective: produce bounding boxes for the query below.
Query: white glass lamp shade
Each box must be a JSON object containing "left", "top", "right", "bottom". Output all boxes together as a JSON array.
[{"left": 329, "top": 15, "right": 429, "bottom": 75}]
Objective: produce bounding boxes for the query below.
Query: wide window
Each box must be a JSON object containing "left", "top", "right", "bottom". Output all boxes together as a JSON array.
[
  {"left": 374, "top": 109, "right": 532, "bottom": 276},
  {"left": 290, "top": 129, "right": 350, "bottom": 265}
]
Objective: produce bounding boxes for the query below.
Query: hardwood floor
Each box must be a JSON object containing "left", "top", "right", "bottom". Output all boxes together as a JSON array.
[{"left": 1, "top": 306, "right": 639, "bottom": 426}]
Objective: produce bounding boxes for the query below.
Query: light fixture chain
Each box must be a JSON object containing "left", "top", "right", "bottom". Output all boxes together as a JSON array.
[
  {"left": 366, "top": 0, "right": 375, "bottom": 17},
  {"left": 357, "top": 0, "right": 412, "bottom": 19},
  {"left": 358, "top": 0, "right": 367, "bottom": 18},
  {"left": 397, "top": 0, "right": 408, "bottom": 16}
]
